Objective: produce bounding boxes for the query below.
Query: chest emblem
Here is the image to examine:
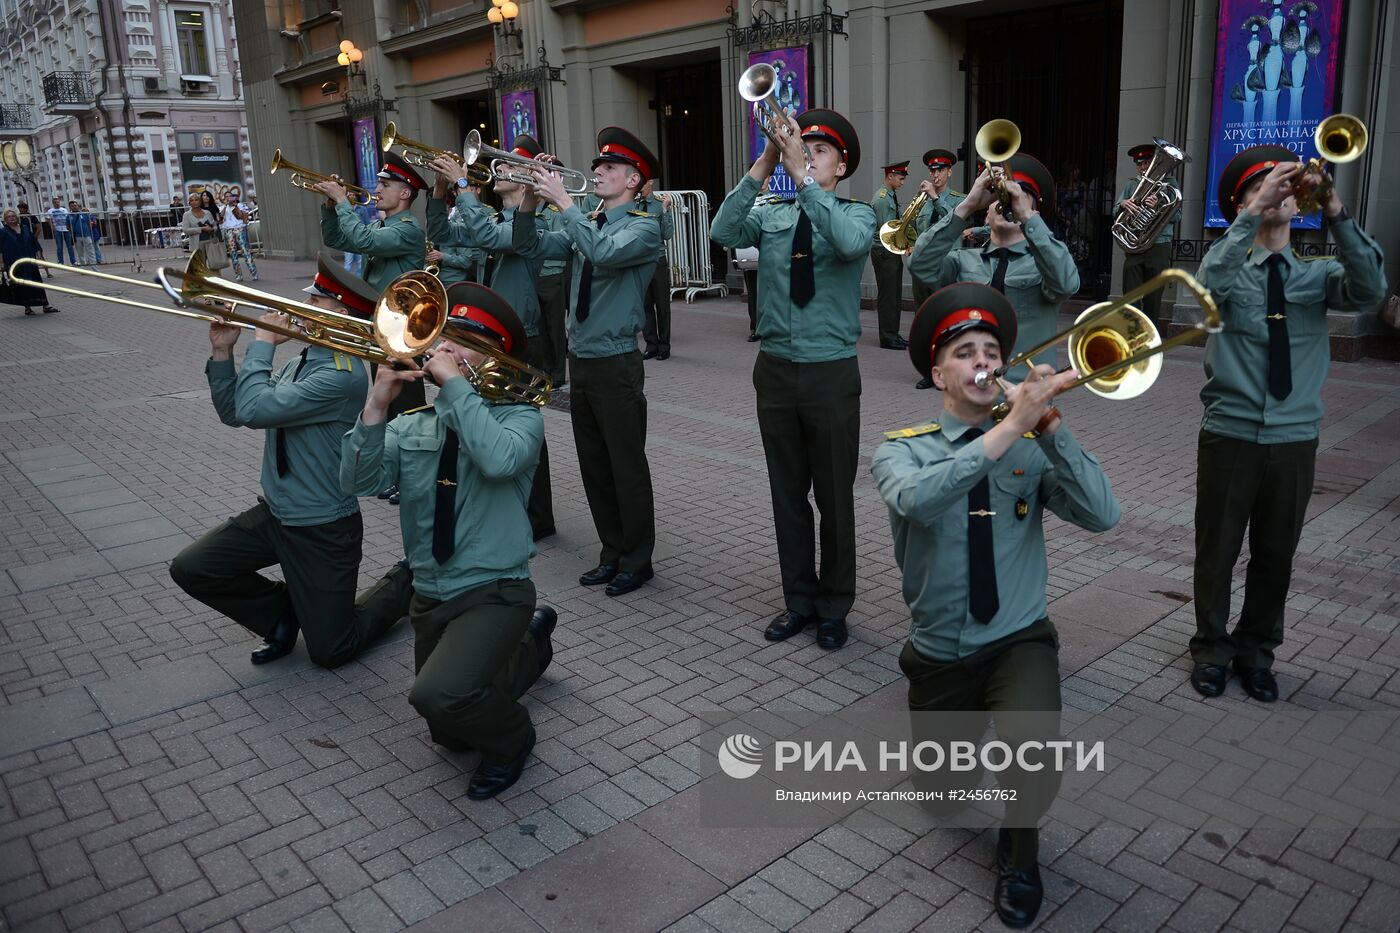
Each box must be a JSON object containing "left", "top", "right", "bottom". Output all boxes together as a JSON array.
[{"left": 1015, "top": 500, "right": 1029, "bottom": 520}]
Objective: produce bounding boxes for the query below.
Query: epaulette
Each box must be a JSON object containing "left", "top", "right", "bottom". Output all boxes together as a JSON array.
[
  {"left": 1023, "top": 431, "right": 1038, "bottom": 439},
  {"left": 877, "top": 190, "right": 888, "bottom": 199},
  {"left": 402, "top": 404, "right": 434, "bottom": 415},
  {"left": 628, "top": 209, "right": 653, "bottom": 217},
  {"left": 332, "top": 352, "right": 355, "bottom": 372},
  {"left": 884, "top": 422, "right": 941, "bottom": 440},
  {"left": 547, "top": 204, "right": 560, "bottom": 213},
  {"left": 951, "top": 190, "right": 966, "bottom": 197}
]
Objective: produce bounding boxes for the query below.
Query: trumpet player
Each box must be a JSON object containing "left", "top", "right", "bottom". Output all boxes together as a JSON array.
[
  {"left": 871, "top": 160, "right": 910, "bottom": 350},
  {"left": 169, "top": 254, "right": 415, "bottom": 668},
  {"left": 907, "top": 153, "right": 1078, "bottom": 391},
  {"left": 1188, "top": 146, "right": 1387, "bottom": 703},
  {"left": 340, "top": 282, "right": 556, "bottom": 801},
  {"left": 710, "top": 108, "right": 873, "bottom": 649},
  {"left": 1117, "top": 143, "right": 1180, "bottom": 326},
  {"left": 909, "top": 149, "right": 966, "bottom": 310}
]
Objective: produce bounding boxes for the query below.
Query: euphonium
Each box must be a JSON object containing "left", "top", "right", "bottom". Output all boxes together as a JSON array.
[
  {"left": 879, "top": 191, "right": 929, "bottom": 254},
  {"left": 269, "top": 149, "right": 374, "bottom": 206},
  {"left": 1295, "top": 114, "right": 1367, "bottom": 215},
  {"left": 1111, "top": 137, "right": 1189, "bottom": 254}
]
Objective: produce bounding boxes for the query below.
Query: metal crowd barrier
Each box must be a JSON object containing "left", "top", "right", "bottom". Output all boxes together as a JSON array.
[{"left": 658, "top": 189, "right": 727, "bottom": 303}]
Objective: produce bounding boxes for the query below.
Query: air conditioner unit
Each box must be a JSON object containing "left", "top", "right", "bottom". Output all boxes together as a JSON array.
[
  {"left": 143, "top": 76, "right": 165, "bottom": 93},
  {"left": 181, "top": 79, "right": 210, "bottom": 94}
]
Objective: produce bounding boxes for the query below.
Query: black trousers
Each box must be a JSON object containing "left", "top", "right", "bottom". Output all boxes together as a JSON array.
[
  {"left": 753, "top": 352, "right": 860, "bottom": 620},
  {"left": 911, "top": 274, "right": 933, "bottom": 313},
  {"left": 869, "top": 246, "right": 903, "bottom": 346},
  {"left": 900, "top": 619, "right": 1063, "bottom": 827},
  {"left": 170, "top": 501, "right": 413, "bottom": 668},
  {"left": 525, "top": 335, "right": 554, "bottom": 534},
  {"left": 536, "top": 270, "right": 569, "bottom": 384},
  {"left": 408, "top": 578, "right": 539, "bottom": 763},
  {"left": 743, "top": 270, "right": 759, "bottom": 335},
  {"left": 1192, "top": 430, "right": 1317, "bottom": 669},
  {"left": 569, "top": 351, "right": 655, "bottom": 571},
  {"left": 1121, "top": 241, "right": 1172, "bottom": 324},
  {"left": 643, "top": 257, "right": 672, "bottom": 354}
]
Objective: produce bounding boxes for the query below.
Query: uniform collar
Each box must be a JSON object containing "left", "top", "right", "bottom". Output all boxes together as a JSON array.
[
  {"left": 980, "top": 239, "right": 1028, "bottom": 259},
  {"left": 1246, "top": 246, "right": 1297, "bottom": 269},
  {"left": 938, "top": 410, "right": 998, "bottom": 443}
]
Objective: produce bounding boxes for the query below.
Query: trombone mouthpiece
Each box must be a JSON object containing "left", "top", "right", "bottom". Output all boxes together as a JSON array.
[{"left": 974, "top": 370, "right": 995, "bottom": 389}]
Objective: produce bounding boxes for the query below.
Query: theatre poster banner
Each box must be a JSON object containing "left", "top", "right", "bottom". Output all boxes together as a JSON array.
[{"left": 747, "top": 45, "right": 810, "bottom": 198}]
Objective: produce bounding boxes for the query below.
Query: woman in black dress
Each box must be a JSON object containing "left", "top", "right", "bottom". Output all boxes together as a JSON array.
[{"left": 0, "top": 208, "right": 58, "bottom": 315}]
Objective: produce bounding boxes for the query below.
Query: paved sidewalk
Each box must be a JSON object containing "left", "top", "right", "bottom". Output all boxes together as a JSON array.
[{"left": 1, "top": 256, "right": 1397, "bottom": 932}]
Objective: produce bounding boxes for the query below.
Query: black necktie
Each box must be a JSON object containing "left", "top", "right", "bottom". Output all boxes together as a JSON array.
[
  {"left": 989, "top": 248, "right": 1012, "bottom": 294},
  {"left": 483, "top": 211, "right": 506, "bottom": 284},
  {"left": 275, "top": 348, "right": 310, "bottom": 478},
  {"left": 1265, "top": 253, "right": 1292, "bottom": 400},
  {"left": 789, "top": 209, "right": 815, "bottom": 307},
  {"left": 576, "top": 213, "right": 607, "bottom": 323},
  {"left": 891, "top": 188, "right": 899, "bottom": 214},
  {"left": 963, "top": 427, "right": 1000, "bottom": 624},
  {"left": 432, "top": 428, "right": 460, "bottom": 564}
]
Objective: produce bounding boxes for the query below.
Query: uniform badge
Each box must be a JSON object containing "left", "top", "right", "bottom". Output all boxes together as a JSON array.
[{"left": 1015, "top": 499, "right": 1029, "bottom": 520}]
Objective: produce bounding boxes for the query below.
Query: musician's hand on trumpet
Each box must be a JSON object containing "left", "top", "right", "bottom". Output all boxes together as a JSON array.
[
  {"left": 1242, "top": 162, "right": 1303, "bottom": 218},
  {"left": 311, "top": 176, "right": 351, "bottom": 207},
  {"left": 428, "top": 155, "right": 470, "bottom": 191},
  {"left": 954, "top": 169, "right": 997, "bottom": 218},
  {"left": 526, "top": 164, "right": 572, "bottom": 212},
  {"left": 1293, "top": 164, "right": 1345, "bottom": 219},
  {"left": 773, "top": 112, "right": 810, "bottom": 185}
]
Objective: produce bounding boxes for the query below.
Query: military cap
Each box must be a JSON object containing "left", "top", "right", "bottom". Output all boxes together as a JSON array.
[
  {"left": 1005, "top": 152, "right": 1057, "bottom": 216},
  {"left": 908, "top": 283, "right": 1018, "bottom": 380},
  {"left": 924, "top": 149, "right": 957, "bottom": 170},
  {"left": 378, "top": 150, "right": 427, "bottom": 191},
  {"left": 794, "top": 108, "right": 861, "bottom": 177},
  {"left": 510, "top": 133, "right": 543, "bottom": 160},
  {"left": 1128, "top": 143, "right": 1156, "bottom": 162},
  {"left": 302, "top": 251, "right": 381, "bottom": 319},
  {"left": 441, "top": 282, "right": 528, "bottom": 360},
  {"left": 883, "top": 160, "right": 910, "bottom": 176},
  {"left": 592, "top": 126, "right": 659, "bottom": 182},
  {"left": 1217, "top": 144, "right": 1298, "bottom": 222}
]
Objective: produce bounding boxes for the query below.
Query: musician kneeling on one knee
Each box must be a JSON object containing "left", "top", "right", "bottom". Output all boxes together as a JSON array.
[
  {"left": 340, "top": 282, "right": 557, "bottom": 801},
  {"left": 871, "top": 283, "right": 1120, "bottom": 929}
]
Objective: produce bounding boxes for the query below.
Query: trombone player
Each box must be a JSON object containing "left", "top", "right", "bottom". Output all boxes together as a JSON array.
[
  {"left": 1117, "top": 143, "right": 1180, "bottom": 327},
  {"left": 169, "top": 254, "right": 415, "bottom": 667},
  {"left": 870, "top": 160, "right": 910, "bottom": 350},
  {"left": 1188, "top": 143, "right": 1387, "bottom": 703}
]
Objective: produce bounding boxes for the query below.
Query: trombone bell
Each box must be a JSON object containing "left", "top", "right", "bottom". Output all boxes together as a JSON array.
[{"left": 1066, "top": 303, "right": 1163, "bottom": 400}]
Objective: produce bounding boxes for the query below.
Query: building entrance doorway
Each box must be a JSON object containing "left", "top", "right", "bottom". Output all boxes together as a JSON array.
[{"left": 654, "top": 57, "right": 725, "bottom": 284}]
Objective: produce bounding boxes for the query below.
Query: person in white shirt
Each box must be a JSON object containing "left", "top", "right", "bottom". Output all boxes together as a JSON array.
[
  {"left": 46, "top": 197, "right": 75, "bottom": 265},
  {"left": 220, "top": 190, "right": 259, "bottom": 282}
]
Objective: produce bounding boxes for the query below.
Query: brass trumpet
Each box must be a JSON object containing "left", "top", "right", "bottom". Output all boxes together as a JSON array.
[
  {"left": 426, "top": 339, "right": 553, "bottom": 408},
  {"left": 463, "top": 130, "right": 593, "bottom": 194},
  {"left": 738, "top": 63, "right": 812, "bottom": 171},
  {"left": 1295, "top": 114, "right": 1368, "bottom": 215},
  {"left": 380, "top": 122, "right": 493, "bottom": 186},
  {"left": 974, "top": 119, "right": 1022, "bottom": 221},
  {"left": 270, "top": 149, "right": 374, "bottom": 206}
]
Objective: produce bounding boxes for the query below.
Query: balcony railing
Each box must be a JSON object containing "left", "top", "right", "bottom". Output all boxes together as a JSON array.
[
  {"left": 43, "top": 71, "right": 93, "bottom": 109},
  {"left": 0, "top": 103, "right": 32, "bottom": 128}
]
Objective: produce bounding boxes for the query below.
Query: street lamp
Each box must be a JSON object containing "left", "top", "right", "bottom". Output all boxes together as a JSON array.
[
  {"left": 487, "top": 0, "right": 519, "bottom": 26},
  {"left": 336, "top": 39, "right": 364, "bottom": 72}
]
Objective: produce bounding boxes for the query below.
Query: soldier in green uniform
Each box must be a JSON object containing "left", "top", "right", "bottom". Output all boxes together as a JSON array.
[
  {"left": 1189, "top": 147, "right": 1387, "bottom": 702},
  {"left": 908, "top": 153, "right": 1078, "bottom": 390},
  {"left": 170, "top": 254, "right": 415, "bottom": 667},
  {"left": 711, "top": 108, "right": 874, "bottom": 649},
  {"left": 426, "top": 138, "right": 555, "bottom": 541},
  {"left": 870, "top": 160, "right": 910, "bottom": 350},
  {"left": 910, "top": 149, "right": 966, "bottom": 310},
  {"left": 534, "top": 157, "right": 572, "bottom": 387},
  {"left": 1117, "top": 143, "right": 1180, "bottom": 326},
  {"left": 872, "top": 283, "right": 1119, "bottom": 928},
  {"left": 514, "top": 126, "right": 662, "bottom": 597},
  {"left": 640, "top": 179, "right": 676, "bottom": 361},
  {"left": 341, "top": 282, "right": 556, "bottom": 801}
]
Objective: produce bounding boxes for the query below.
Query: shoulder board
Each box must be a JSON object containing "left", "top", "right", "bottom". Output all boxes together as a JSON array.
[
  {"left": 884, "top": 422, "right": 941, "bottom": 440},
  {"left": 401, "top": 404, "right": 434, "bottom": 415},
  {"left": 1300, "top": 252, "right": 1334, "bottom": 262},
  {"left": 547, "top": 204, "right": 560, "bottom": 212},
  {"left": 627, "top": 209, "right": 653, "bottom": 217},
  {"left": 950, "top": 190, "right": 966, "bottom": 197},
  {"left": 332, "top": 352, "right": 355, "bottom": 372},
  {"left": 877, "top": 190, "right": 888, "bottom": 198},
  {"left": 1023, "top": 431, "right": 1038, "bottom": 439},
  {"left": 835, "top": 197, "right": 863, "bottom": 205}
]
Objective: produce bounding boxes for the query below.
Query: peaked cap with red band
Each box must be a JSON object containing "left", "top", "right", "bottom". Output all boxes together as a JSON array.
[
  {"left": 923, "top": 148, "right": 957, "bottom": 171},
  {"left": 908, "top": 283, "right": 1018, "bottom": 380},
  {"left": 511, "top": 134, "right": 543, "bottom": 160},
  {"left": 883, "top": 160, "right": 910, "bottom": 176},
  {"left": 1003, "top": 152, "right": 1056, "bottom": 216},
  {"left": 301, "top": 251, "right": 381, "bottom": 320},
  {"left": 1217, "top": 144, "right": 1298, "bottom": 222},
  {"left": 793, "top": 108, "right": 861, "bottom": 177},
  {"left": 441, "top": 282, "right": 528, "bottom": 361},
  {"left": 1128, "top": 143, "right": 1156, "bottom": 162},
  {"left": 377, "top": 151, "right": 427, "bottom": 191},
  {"left": 591, "top": 127, "right": 659, "bottom": 183}
]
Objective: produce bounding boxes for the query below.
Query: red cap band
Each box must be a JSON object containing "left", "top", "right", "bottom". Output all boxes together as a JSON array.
[
  {"left": 449, "top": 304, "right": 513, "bottom": 354},
  {"left": 1010, "top": 170, "right": 1042, "bottom": 201},
  {"left": 312, "top": 272, "right": 374, "bottom": 317},
  {"left": 383, "top": 163, "right": 423, "bottom": 190},
  {"left": 927, "top": 158, "right": 953, "bottom": 169},
  {"left": 930, "top": 308, "right": 1001, "bottom": 353},
  {"left": 801, "top": 123, "right": 847, "bottom": 154},
  {"left": 599, "top": 143, "right": 651, "bottom": 180},
  {"left": 512, "top": 146, "right": 534, "bottom": 158},
  {"left": 1231, "top": 160, "right": 1279, "bottom": 205}
]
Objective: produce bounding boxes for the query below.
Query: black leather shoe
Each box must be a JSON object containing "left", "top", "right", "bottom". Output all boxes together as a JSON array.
[
  {"left": 1190, "top": 663, "right": 1229, "bottom": 698},
  {"left": 893, "top": 336, "right": 909, "bottom": 349},
  {"left": 642, "top": 348, "right": 659, "bottom": 360},
  {"left": 532, "top": 525, "right": 556, "bottom": 542},
  {"left": 657, "top": 350, "right": 670, "bottom": 360},
  {"left": 816, "top": 617, "right": 848, "bottom": 649},
  {"left": 467, "top": 726, "right": 536, "bottom": 800},
  {"left": 764, "top": 610, "right": 813, "bottom": 642},
  {"left": 377, "top": 484, "right": 398, "bottom": 500},
  {"left": 529, "top": 606, "right": 558, "bottom": 674},
  {"left": 915, "top": 376, "right": 934, "bottom": 390},
  {"left": 579, "top": 564, "right": 618, "bottom": 586},
  {"left": 1235, "top": 663, "right": 1278, "bottom": 702},
  {"left": 995, "top": 829, "right": 1043, "bottom": 928},
  {"left": 388, "top": 490, "right": 400, "bottom": 505},
  {"left": 747, "top": 332, "right": 760, "bottom": 342},
  {"left": 250, "top": 617, "right": 299, "bottom": 665},
  {"left": 605, "top": 565, "right": 654, "bottom": 597}
]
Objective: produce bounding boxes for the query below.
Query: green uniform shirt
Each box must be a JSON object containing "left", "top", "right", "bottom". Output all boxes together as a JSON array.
[
  {"left": 208, "top": 341, "right": 366, "bottom": 527},
  {"left": 434, "top": 192, "right": 543, "bottom": 338},
  {"left": 340, "top": 377, "right": 543, "bottom": 602},
  {"left": 639, "top": 195, "right": 674, "bottom": 261},
  {"left": 436, "top": 242, "right": 483, "bottom": 287},
  {"left": 908, "top": 211, "right": 1080, "bottom": 378},
  {"left": 512, "top": 201, "right": 660, "bottom": 358},
  {"left": 1118, "top": 178, "right": 1179, "bottom": 246},
  {"left": 871, "top": 185, "right": 900, "bottom": 227},
  {"left": 871, "top": 414, "right": 1120, "bottom": 661},
  {"left": 1197, "top": 212, "right": 1387, "bottom": 443},
  {"left": 536, "top": 204, "right": 568, "bottom": 277},
  {"left": 320, "top": 204, "right": 425, "bottom": 293},
  {"left": 711, "top": 173, "right": 876, "bottom": 363},
  {"left": 912, "top": 190, "right": 967, "bottom": 238}
]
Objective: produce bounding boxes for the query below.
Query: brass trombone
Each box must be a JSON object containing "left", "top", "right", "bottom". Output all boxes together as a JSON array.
[
  {"left": 974, "top": 119, "right": 1022, "bottom": 221},
  {"left": 463, "top": 130, "right": 594, "bottom": 194},
  {"left": 7, "top": 257, "right": 259, "bottom": 327},
  {"left": 1295, "top": 113, "right": 1368, "bottom": 215},
  {"left": 269, "top": 149, "right": 374, "bottom": 207},
  {"left": 380, "top": 122, "right": 494, "bottom": 186}
]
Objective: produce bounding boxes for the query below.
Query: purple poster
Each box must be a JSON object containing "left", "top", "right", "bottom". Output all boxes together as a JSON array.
[
  {"left": 353, "top": 117, "right": 379, "bottom": 194},
  {"left": 501, "top": 90, "right": 539, "bottom": 152},
  {"left": 747, "top": 46, "right": 810, "bottom": 197},
  {"left": 1204, "top": 0, "right": 1345, "bottom": 228}
]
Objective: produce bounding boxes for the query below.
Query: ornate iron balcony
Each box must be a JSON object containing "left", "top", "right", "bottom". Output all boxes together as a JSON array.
[
  {"left": 43, "top": 71, "right": 93, "bottom": 108},
  {"left": 0, "top": 103, "right": 32, "bottom": 128}
]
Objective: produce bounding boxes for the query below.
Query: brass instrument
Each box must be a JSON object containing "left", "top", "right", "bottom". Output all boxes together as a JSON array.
[
  {"left": 879, "top": 191, "right": 929, "bottom": 254},
  {"left": 462, "top": 130, "right": 593, "bottom": 194},
  {"left": 1112, "top": 137, "right": 1189, "bottom": 254},
  {"left": 269, "top": 149, "right": 374, "bottom": 207},
  {"left": 975, "top": 269, "right": 1221, "bottom": 410},
  {"left": 380, "top": 122, "right": 493, "bottom": 186},
  {"left": 738, "top": 63, "right": 812, "bottom": 171},
  {"left": 7, "top": 257, "right": 260, "bottom": 327},
  {"left": 1295, "top": 114, "right": 1367, "bottom": 215},
  {"left": 424, "top": 239, "right": 440, "bottom": 278},
  {"left": 974, "top": 119, "right": 1021, "bottom": 220},
  {"left": 427, "top": 337, "right": 553, "bottom": 408}
]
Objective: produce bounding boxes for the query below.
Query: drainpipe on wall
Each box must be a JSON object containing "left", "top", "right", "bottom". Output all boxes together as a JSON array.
[{"left": 93, "top": 0, "right": 138, "bottom": 211}]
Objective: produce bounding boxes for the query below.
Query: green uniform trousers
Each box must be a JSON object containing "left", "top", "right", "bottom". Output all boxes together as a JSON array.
[
  {"left": 526, "top": 337, "right": 554, "bottom": 535},
  {"left": 569, "top": 351, "right": 655, "bottom": 572},
  {"left": 870, "top": 246, "right": 904, "bottom": 346},
  {"left": 1121, "top": 241, "right": 1172, "bottom": 325},
  {"left": 536, "top": 270, "right": 569, "bottom": 384},
  {"left": 1191, "top": 430, "right": 1317, "bottom": 669},
  {"left": 643, "top": 257, "right": 672, "bottom": 355},
  {"left": 753, "top": 352, "right": 860, "bottom": 620},
  {"left": 408, "top": 577, "right": 539, "bottom": 764},
  {"left": 169, "top": 501, "right": 413, "bottom": 668},
  {"left": 900, "top": 619, "right": 1062, "bottom": 827}
]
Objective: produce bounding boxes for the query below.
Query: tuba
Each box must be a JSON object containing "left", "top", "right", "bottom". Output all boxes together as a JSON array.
[
  {"left": 879, "top": 192, "right": 929, "bottom": 254},
  {"left": 1111, "top": 137, "right": 1189, "bottom": 254}
]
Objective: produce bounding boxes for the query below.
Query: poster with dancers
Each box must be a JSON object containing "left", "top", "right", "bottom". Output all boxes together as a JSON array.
[
  {"left": 502, "top": 90, "right": 539, "bottom": 153},
  {"left": 747, "top": 46, "right": 810, "bottom": 198},
  {"left": 1204, "top": 0, "right": 1344, "bottom": 228}
]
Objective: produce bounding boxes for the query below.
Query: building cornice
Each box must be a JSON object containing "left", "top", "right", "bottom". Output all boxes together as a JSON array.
[{"left": 381, "top": 11, "right": 493, "bottom": 57}]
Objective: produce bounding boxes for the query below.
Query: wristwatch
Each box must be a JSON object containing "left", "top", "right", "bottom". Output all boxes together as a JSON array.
[
  {"left": 799, "top": 174, "right": 816, "bottom": 191},
  {"left": 455, "top": 177, "right": 471, "bottom": 190}
]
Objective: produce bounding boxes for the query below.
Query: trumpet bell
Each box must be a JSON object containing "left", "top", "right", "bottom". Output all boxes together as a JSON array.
[
  {"left": 975, "top": 119, "right": 1021, "bottom": 164},
  {"left": 739, "top": 63, "right": 778, "bottom": 103},
  {"left": 1067, "top": 302, "right": 1162, "bottom": 400},
  {"left": 1314, "top": 113, "right": 1367, "bottom": 164}
]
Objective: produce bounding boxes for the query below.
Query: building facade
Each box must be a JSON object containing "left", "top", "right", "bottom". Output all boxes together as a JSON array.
[
  {"left": 0, "top": 0, "right": 255, "bottom": 212},
  {"left": 236, "top": 0, "right": 1398, "bottom": 357}
]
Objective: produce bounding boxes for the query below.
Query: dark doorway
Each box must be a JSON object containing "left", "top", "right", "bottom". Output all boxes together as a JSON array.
[
  {"left": 654, "top": 58, "right": 726, "bottom": 283},
  {"left": 964, "top": 0, "right": 1123, "bottom": 298},
  {"left": 455, "top": 96, "right": 499, "bottom": 152}
]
